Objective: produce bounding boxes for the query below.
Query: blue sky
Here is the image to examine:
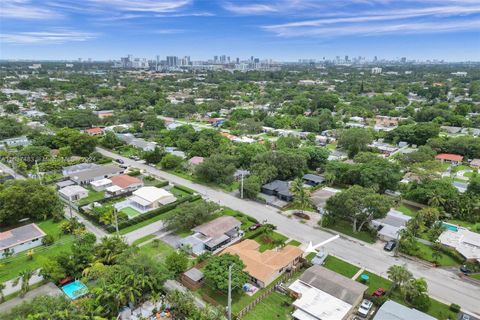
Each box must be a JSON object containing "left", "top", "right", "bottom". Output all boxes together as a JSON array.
[{"left": 1, "top": 0, "right": 480, "bottom": 61}]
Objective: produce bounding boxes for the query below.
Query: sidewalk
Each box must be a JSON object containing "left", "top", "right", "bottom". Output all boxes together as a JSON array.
[{"left": 0, "top": 282, "right": 61, "bottom": 315}]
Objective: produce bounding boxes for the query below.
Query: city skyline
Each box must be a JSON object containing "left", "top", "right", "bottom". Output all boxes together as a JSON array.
[{"left": 1, "top": 0, "right": 480, "bottom": 61}]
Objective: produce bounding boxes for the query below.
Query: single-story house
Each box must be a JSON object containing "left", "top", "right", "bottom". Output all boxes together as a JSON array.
[
  {"left": 303, "top": 174, "right": 325, "bottom": 186},
  {"left": 0, "top": 136, "right": 31, "bottom": 148},
  {"left": 188, "top": 156, "right": 205, "bottom": 167},
  {"left": 435, "top": 153, "right": 463, "bottom": 165},
  {"left": 83, "top": 127, "right": 104, "bottom": 136},
  {"left": 261, "top": 180, "right": 293, "bottom": 202},
  {"left": 62, "top": 163, "right": 100, "bottom": 176},
  {"left": 371, "top": 209, "right": 411, "bottom": 241},
  {"left": 440, "top": 126, "right": 462, "bottom": 135},
  {"left": 180, "top": 267, "right": 205, "bottom": 290},
  {"left": 58, "top": 185, "right": 89, "bottom": 202},
  {"left": 222, "top": 239, "right": 303, "bottom": 287},
  {"left": 108, "top": 174, "right": 143, "bottom": 194},
  {"left": 180, "top": 216, "right": 242, "bottom": 255},
  {"left": 127, "top": 186, "right": 176, "bottom": 211},
  {"left": 165, "top": 147, "right": 187, "bottom": 159},
  {"left": 310, "top": 187, "right": 340, "bottom": 212},
  {"left": 67, "top": 164, "right": 124, "bottom": 185},
  {"left": 116, "top": 133, "right": 157, "bottom": 151},
  {"left": 55, "top": 179, "right": 75, "bottom": 189},
  {"left": 90, "top": 178, "right": 112, "bottom": 191},
  {"left": 438, "top": 226, "right": 480, "bottom": 263},
  {"left": 0, "top": 223, "right": 46, "bottom": 256},
  {"left": 373, "top": 300, "right": 436, "bottom": 320},
  {"left": 289, "top": 265, "right": 367, "bottom": 320},
  {"left": 470, "top": 159, "right": 480, "bottom": 170}
]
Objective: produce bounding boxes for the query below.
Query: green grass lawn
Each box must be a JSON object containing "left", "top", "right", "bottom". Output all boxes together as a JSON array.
[
  {"left": 119, "top": 208, "right": 178, "bottom": 235},
  {"left": 78, "top": 189, "right": 105, "bottom": 205},
  {"left": 397, "top": 204, "right": 418, "bottom": 217},
  {"left": 0, "top": 219, "right": 74, "bottom": 282},
  {"left": 323, "top": 255, "right": 360, "bottom": 278},
  {"left": 357, "top": 271, "right": 457, "bottom": 319},
  {"left": 407, "top": 242, "right": 462, "bottom": 267},
  {"left": 286, "top": 239, "right": 302, "bottom": 247},
  {"left": 356, "top": 271, "right": 393, "bottom": 295},
  {"left": 120, "top": 206, "right": 142, "bottom": 219},
  {"left": 281, "top": 202, "right": 317, "bottom": 212},
  {"left": 242, "top": 292, "right": 294, "bottom": 320},
  {"left": 251, "top": 231, "right": 288, "bottom": 252},
  {"left": 469, "top": 273, "right": 480, "bottom": 280},
  {"left": 326, "top": 143, "right": 337, "bottom": 150},
  {"left": 137, "top": 239, "right": 174, "bottom": 261},
  {"left": 132, "top": 234, "right": 156, "bottom": 246},
  {"left": 169, "top": 186, "right": 191, "bottom": 198},
  {"left": 326, "top": 219, "right": 376, "bottom": 243}
]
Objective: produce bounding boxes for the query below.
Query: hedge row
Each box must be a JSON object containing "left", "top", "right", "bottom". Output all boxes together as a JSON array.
[
  {"left": 155, "top": 180, "right": 169, "bottom": 188},
  {"left": 173, "top": 184, "right": 195, "bottom": 194},
  {"left": 105, "top": 194, "right": 201, "bottom": 232}
]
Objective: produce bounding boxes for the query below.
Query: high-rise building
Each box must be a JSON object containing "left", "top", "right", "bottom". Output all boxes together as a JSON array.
[
  {"left": 166, "top": 56, "right": 178, "bottom": 67},
  {"left": 214, "top": 55, "right": 218, "bottom": 63},
  {"left": 345, "top": 55, "right": 349, "bottom": 62},
  {"left": 220, "top": 55, "right": 226, "bottom": 63},
  {"left": 401, "top": 57, "right": 407, "bottom": 63},
  {"left": 236, "top": 57, "right": 240, "bottom": 64}
]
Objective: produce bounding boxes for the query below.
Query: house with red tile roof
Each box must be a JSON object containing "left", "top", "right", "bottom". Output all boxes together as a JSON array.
[
  {"left": 435, "top": 153, "right": 463, "bottom": 165},
  {"left": 84, "top": 127, "right": 104, "bottom": 136}
]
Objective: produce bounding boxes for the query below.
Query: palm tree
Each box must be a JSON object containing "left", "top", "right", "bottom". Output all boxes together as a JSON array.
[
  {"left": 431, "top": 242, "right": 443, "bottom": 265},
  {"left": 0, "top": 282, "right": 5, "bottom": 302},
  {"left": 13, "top": 269, "right": 34, "bottom": 297},
  {"left": 290, "top": 178, "right": 311, "bottom": 214},
  {"left": 387, "top": 265, "right": 413, "bottom": 292},
  {"left": 428, "top": 193, "right": 446, "bottom": 208}
]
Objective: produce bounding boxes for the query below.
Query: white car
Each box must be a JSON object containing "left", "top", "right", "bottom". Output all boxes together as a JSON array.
[{"left": 358, "top": 299, "right": 373, "bottom": 317}]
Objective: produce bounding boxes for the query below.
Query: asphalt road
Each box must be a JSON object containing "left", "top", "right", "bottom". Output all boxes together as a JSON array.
[{"left": 99, "top": 147, "right": 480, "bottom": 314}]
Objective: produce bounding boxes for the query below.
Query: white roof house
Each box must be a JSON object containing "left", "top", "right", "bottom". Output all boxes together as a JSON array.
[
  {"left": 374, "top": 300, "right": 436, "bottom": 320},
  {"left": 90, "top": 178, "right": 112, "bottom": 191},
  {"left": 58, "top": 185, "right": 89, "bottom": 201},
  {"left": 131, "top": 186, "right": 176, "bottom": 206},
  {"left": 289, "top": 279, "right": 352, "bottom": 320},
  {"left": 439, "top": 226, "right": 480, "bottom": 262}
]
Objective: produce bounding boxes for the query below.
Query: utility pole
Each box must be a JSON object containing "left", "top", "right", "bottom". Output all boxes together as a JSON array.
[
  {"left": 240, "top": 172, "right": 244, "bottom": 199},
  {"left": 68, "top": 198, "right": 73, "bottom": 219},
  {"left": 114, "top": 210, "right": 119, "bottom": 235},
  {"left": 227, "top": 264, "right": 233, "bottom": 320}
]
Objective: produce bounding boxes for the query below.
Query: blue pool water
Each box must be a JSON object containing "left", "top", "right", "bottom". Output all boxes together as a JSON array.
[
  {"left": 62, "top": 280, "right": 88, "bottom": 299},
  {"left": 442, "top": 223, "right": 459, "bottom": 232}
]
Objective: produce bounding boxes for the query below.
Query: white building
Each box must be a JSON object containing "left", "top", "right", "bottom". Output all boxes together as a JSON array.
[
  {"left": 59, "top": 185, "right": 89, "bottom": 202},
  {"left": 90, "top": 178, "right": 113, "bottom": 191},
  {"left": 439, "top": 225, "right": 480, "bottom": 263},
  {"left": 115, "top": 186, "right": 177, "bottom": 214},
  {"left": 371, "top": 67, "right": 382, "bottom": 74}
]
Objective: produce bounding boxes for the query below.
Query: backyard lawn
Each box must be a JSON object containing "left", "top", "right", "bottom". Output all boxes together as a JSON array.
[
  {"left": 0, "top": 219, "right": 74, "bottom": 282},
  {"left": 120, "top": 206, "right": 142, "bottom": 219},
  {"left": 242, "top": 292, "right": 294, "bottom": 320},
  {"left": 323, "top": 255, "right": 360, "bottom": 278},
  {"left": 286, "top": 239, "right": 302, "bottom": 247},
  {"left": 326, "top": 219, "right": 376, "bottom": 243},
  {"left": 397, "top": 204, "right": 418, "bottom": 217},
  {"left": 78, "top": 189, "right": 105, "bottom": 205},
  {"left": 137, "top": 239, "right": 174, "bottom": 261}
]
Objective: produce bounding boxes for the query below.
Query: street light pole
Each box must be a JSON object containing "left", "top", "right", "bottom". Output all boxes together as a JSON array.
[{"left": 114, "top": 210, "right": 119, "bottom": 235}]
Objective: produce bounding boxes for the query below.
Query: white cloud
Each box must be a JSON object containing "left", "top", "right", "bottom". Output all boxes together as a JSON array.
[
  {"left": 85, "top": 0, "right": 192, "bottom": 13},
  {"left": 222, "top": 2, "right": 278, "bottom": 15},
  {"left": 1, "top": 0, "right": 62, "bottom": 19},
  {"left": 0, "top": 30, "right": 97, "bottom": 44}
]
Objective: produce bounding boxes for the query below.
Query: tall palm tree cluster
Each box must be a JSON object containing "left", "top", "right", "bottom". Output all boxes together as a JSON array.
[{"left": 387, "top": 265, "right": 431, "bottom": 310}]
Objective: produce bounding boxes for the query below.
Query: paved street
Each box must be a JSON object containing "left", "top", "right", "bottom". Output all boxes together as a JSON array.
[
  {"left": 97, "top": 147, "right": 480, "bottom": 315},
  {"left": 0, "top": 161, "right": 25, "bottom": 180}
]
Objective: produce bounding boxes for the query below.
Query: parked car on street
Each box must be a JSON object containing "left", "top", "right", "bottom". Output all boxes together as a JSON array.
[
  {"left": 293, "top": 211, "right": 310, "bottom": 220},
  {"left": 115, "top": 158, "right": 124, "bottom": 164},
  {"left": 358, "top": 299, "right": 373, "bottom": 317},
  {"left": 383, "top": 240, "right": 397, "bottom": 251}
]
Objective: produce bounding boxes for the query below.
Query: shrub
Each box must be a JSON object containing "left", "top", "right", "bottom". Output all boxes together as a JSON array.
[
  {"left": 155, "top": 180, "right": 169, "bottom": 188},
  {"left": 42, "top": 234, "right": 55, "bottom": 246},
  {"left": 450, "top": 303, "right": 461, "bottom": 313},
  {"left": 127, "top": 170, "right": 141, "bottom": 176}
]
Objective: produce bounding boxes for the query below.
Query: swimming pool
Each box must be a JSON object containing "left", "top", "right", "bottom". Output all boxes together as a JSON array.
[
  {"left": 62, "top": 280, "right": 89, "bottom": 299},
  {"left": 442, "top": 222, "right": 459, "bottom": 232}
]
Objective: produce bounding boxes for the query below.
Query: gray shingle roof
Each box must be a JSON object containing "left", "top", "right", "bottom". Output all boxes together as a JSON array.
[
  {"left": 0, "top": 223, "right": 46, "bottom": 251},
  {"left": 374, "top": 300, "right": 436, "bottom": 320},
  {"left": 299, "top": 265, "right": 367, "bottom": 305}
]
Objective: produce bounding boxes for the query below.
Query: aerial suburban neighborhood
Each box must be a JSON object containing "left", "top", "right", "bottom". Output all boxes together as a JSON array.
[{"left": 1, "top": 1, "right": 480, "bottom": 320}]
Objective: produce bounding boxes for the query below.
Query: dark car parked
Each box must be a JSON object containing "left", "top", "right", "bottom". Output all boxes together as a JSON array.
[{"left": 383, "top": 240, "right": 397, "bottom": 251}]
